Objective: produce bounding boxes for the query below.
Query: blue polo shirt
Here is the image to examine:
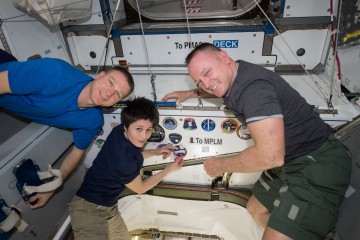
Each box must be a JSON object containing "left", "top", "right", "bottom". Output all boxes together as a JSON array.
[{"left": 0, "top": 58, "right": 103, "bottom": 149}]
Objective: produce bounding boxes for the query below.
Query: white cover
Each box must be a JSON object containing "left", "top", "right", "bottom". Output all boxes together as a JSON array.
[
  {"left": 0, "top": 206, "right": 20, "bottom": 232},
  {"left": 118, "top": 194, "right": 264, "bottom": 240},
  {"left": 23, "top": 166, "right": 63, "bottom": 194},
  {"left": 14, "top": 0, "right": 92, "bottom": 25}
]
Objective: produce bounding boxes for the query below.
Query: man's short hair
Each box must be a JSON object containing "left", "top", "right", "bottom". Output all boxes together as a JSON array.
[
  {"left": 121, "top": 97, "right": 159, "bottom": 128},
  {"left": 185, "top": 43, "right": 221, "bottom": 65},
  {"left": 108, "top": 66, "right": 135, "bottom": 97}
]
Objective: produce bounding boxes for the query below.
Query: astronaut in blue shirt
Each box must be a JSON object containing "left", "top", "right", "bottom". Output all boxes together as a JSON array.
[{"left": 0, "top": 52, "right": 134, "bottom": 208}]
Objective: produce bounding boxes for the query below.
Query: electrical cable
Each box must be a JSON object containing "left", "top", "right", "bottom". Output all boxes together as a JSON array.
[
  {"left": 135, "top": 0, "right": 157, "bottom": 102},
  {"left": 96, "top": 0, "right": 123, "bottom": 76}
]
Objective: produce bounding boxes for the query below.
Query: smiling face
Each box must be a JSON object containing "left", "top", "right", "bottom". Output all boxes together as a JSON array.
[
  {"left": 89, "top": 70, "right": 132, "bottom": 107},
  {"left": 187, "top": 50, "right": 235, "bottom": 97},
  {"left": 124, "top": 119, "right": 153, "bottom": 148}
]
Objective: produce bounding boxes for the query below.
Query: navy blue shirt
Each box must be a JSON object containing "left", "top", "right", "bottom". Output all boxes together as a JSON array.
[{"left": 77, "top": 124, "right": 144, "bottom": 207}]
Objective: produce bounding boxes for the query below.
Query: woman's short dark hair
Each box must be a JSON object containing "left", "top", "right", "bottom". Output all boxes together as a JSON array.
[
  {"left": 109, "top": 66, "right": 135, "bottom": 96},
  {"left": 185, "top": 43, "right": 221, "bottom": 65},
  {"left": 121, "top": 97, "right": 159, "bottom": 128}
]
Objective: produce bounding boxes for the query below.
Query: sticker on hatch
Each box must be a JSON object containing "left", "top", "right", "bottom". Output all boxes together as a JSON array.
[
  {"left": 183, "top": 118, "right": 197, "bottom": 131},
  {"left": 173, "top": 145, "right": 187, "bottom": 158},
  {"left": 221, "top": 119, "right": 238, "bottom": 134}
]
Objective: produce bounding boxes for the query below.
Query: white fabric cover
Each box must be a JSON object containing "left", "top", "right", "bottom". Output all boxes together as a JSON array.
[
  {"left": 118, "top": 194, "right": 264, "bottom": 240},
  {"left": 0, "top": 206, "right": 20, "bottom": 232},
  {"left": 23, "top": 166, "right": 63, "bottom": 194},
  {"left": 14, "top": 0, "right": 92, "bottom": 25}
]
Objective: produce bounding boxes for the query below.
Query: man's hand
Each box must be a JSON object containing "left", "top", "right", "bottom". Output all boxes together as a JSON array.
[
  {"left": 29, "top": 191, "right": 55, "bottom": 209},
  {"left": 203, "top": 157, "right": 223, "bottom": 178},
  {"left": 155, "top": 145, "right": 178, "bottom": 159},
  {"left": 161, "top": 90, "right": 196, "bottom": 102}
]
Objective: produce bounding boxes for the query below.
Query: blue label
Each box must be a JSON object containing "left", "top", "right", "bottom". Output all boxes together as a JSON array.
[{"left": 213, "top": 40, "right": 238, "bottom": 48}]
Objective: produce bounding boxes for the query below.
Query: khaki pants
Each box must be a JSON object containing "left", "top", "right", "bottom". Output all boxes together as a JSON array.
[{"left": 69, "top": 196, "right": 130, "bottom": 240}]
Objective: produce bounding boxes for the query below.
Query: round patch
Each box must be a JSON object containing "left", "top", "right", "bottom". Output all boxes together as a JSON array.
[
  {"left": 157, "top": 143, "right": 174, "bottom": 149},
  {"left": 148, "top": 125, "right": 165, "bottom": 142},
  {"left": 169, "top": 133, "right": 182, "bottom": 144},
  {"left": 163, "top": 117, "right": 178, "bottom": 130},
  {"left": 237, "top": 124, "right": 251, "bottom": 140},
  {"left": 95, "top": 139, "right": 105, "bottom": 148},
  {"left": 173, "top": 145, "right": 187, "bottom": 157},
  {"left": 221, "top": 119, "right": 238, "bottom": 134},
  {"left": 201, "top": 119, "right": 216, "bottom": 131}
]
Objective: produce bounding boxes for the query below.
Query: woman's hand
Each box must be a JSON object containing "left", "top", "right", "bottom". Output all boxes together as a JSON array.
[{"left": 154, "top": 145, "right": 178, "bottom": 159}]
